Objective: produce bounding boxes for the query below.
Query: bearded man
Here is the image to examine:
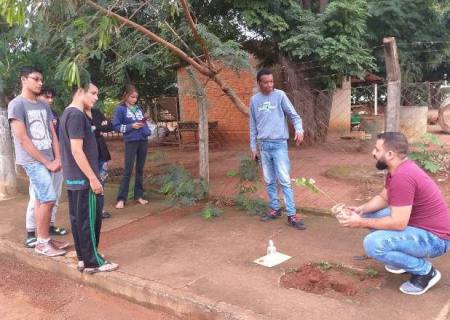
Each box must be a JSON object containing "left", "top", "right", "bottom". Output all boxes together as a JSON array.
[{"left": 339, "top": 132, "right": 450, "bottom": 295}]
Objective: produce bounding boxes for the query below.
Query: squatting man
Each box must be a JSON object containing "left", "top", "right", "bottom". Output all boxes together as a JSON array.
[{"left": 338, "top": 132, "right": 450, "bottom": 295}]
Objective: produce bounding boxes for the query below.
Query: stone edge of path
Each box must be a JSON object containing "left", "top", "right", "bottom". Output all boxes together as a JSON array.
[{"left": 0, "top": 239, "right": 269, "bottom": 320}]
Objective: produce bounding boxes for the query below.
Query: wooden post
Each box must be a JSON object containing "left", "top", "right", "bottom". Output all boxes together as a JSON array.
[
  {"left": 383, "top": 37, "right": 401, "bottom": 131},
  {"left": 374, "top": 83, "right": 378, "bottom": 116},
  {"left": 426, "top": 81, "right": 432, "bottom": 109},
  {"left": 0, "top": 86, "right": 17, "bottom": 199},
  {"left": 186, "top": 67, "right": 209, "bottom": 184}
]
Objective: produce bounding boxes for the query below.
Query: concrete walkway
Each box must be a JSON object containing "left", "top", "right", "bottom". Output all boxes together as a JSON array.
[{"left": 1, "top": 185, "right": 450, "bottom": 320}]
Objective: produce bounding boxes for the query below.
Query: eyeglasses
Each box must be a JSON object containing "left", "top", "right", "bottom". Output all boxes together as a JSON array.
[{"left": 27, "top": 76, "right": 44, "bottom": 83}]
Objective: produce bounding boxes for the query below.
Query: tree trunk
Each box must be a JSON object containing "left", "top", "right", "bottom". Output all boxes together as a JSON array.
[
  {"left": 383, "top": 37, "right": 401, "bottom": 132},
  {"left": 0, "top": 89, "right": 17, "bottom": 199},
  {"left": 300, "top": 0, "right": 312, "bottom": 10},
  {"left": 319, "top": 0, "right": 328, "bottom": 13},
  {"left": 186, "top": 67, "right": 209, "bottom": 184}
]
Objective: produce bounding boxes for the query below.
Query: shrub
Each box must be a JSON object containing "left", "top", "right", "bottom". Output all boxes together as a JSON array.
[
  {"left": 409, "top": 134, "right": 449, "bottom": 174},
  {"left": 239, "top": 157, "right": 259, "bottom": 182},
  {"left": 234, "top": 194, "right": 268, "bottom": 216},
  {"left": 156, "top": 165, "right": 207, "bottom": 205}
]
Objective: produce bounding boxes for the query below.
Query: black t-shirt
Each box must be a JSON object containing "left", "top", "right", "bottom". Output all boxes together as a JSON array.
[{"left": 59, "top": 106, "right": 99, "bottom": 190}]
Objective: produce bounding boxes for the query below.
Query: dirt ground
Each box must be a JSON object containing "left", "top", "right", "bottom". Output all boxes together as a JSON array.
[
  {"left": 0, "top": 255, "right": 176, "bottom": 320},
  {"left": 2, "top": 126, "right": 449, "bottom": 320},
  {"left": 0, "top": 253, "right": 178, "bottom": 320}
]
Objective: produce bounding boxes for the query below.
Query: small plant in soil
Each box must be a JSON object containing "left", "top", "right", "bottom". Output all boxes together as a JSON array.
[
  {"left": 226, "top": 169, "right": 238, "bottom": 177},
  {"left": 200, "top": 203, "right": 222, "bottom": 219},
  {"left": 237, "top": 158, "right": 261, "bottom": 194},
  {"left": 239, "top": 157, "right": 259, "bottom": 182},
  {"left": 234, "top": 194, "right": 268, "bottom": 216}
]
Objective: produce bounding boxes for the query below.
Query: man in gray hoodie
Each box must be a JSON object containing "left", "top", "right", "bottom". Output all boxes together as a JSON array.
[{"left": 249, "top": 68, "right": 306, "bottom": 230}]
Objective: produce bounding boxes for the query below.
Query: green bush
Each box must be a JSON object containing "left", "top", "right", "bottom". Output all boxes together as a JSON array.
[
  {"left": 156, "top": 165, "right": 207, "bottom": 205},
  {"left": 234, "top": 194, "right": 268, "bottom": 216},
  {"left": 239, "top": 158, "right": 259, "bottom": 182},
  {"left": 409, "top": 134, "right": 449, "bottom": 174}
]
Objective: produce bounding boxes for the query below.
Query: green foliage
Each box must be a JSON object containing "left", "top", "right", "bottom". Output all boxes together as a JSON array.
[
  {"left": 367, "top": 0, "right": 450, "bottom": 82},
  {"left": 226, "top": 169, "right": 238, "bottom": 177},
  {"left": 0, "top": 0, "right": 26, "bottom": 26},
  {"left": 197, "top": 24, "right": 251, "bottom": 72},
  {"left": 409, "top": 133, "right": 449, "bottom": 174},
  {"left": 234, "top": 194, "right": 268, "bottom": 216},
  {"left": 98, "top": 97, "right": 119, "bottom": 119},
  {"left": 295, "top": 177, "right": 319, "bottom": 193},
  {"left": 200, "top": 203, "right": 222, "bottom": 219},
  {"left": 157, "top": 165, "right": 207, "bottom": 205},
  {"left": 239, "top": 158, "right": 259, "bottom": 182}
]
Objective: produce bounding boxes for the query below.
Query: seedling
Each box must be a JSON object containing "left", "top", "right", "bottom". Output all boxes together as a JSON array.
[
  {"left": 200, "top": 203, "right": 222, "bottom": 219},
  {"left": 294, "top": 177, "right": 338, "bottom": 205}
]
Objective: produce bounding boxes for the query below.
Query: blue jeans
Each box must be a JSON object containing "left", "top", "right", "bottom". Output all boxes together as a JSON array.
[
  {"left": 26, "top": 170, "right": 63, "bottom": 230},
  {"left": 259, "top": 140, "right": 296, "bottom": 216},
  {"left": 363, "top": 208, "right": 449, "bottom": 275},
  {"left": 117, "top": 140, "right": 148, "bottom": 202},
  {"left": 22, "top": 162, "right": 57, "bottom": 203}
]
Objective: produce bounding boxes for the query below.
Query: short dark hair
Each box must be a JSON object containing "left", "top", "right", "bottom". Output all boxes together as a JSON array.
[
  {"left": 377, "top": 132, "right": 409, "bottom": 157},
  {"left": 40, "top": 86, "right": 56, "bottom": 97},
  {"left": 71, "top": 82, "right": 98, "bottom": 96},
  {"left": 256, "top": 68, "right": 272, "bottom": 82},
  {"left": 20, "top": 66, "right": 42, "bottom": 78}
]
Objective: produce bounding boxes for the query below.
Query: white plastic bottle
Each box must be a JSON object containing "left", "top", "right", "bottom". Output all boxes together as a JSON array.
[{"left": 267, "top": 240, "right": 277, "bottom": 256}]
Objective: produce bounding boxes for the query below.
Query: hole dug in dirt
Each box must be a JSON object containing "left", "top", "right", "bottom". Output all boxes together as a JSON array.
[{"left": 280, "top": 262, "right": 384, "bottom": 297}]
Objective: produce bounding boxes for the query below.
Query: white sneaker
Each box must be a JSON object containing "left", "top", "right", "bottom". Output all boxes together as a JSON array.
[
  {"left": 35, "top": 241, "right": 66, "bottom": 257},
  {"left": 84, "top": 261, "right": 119, "bottom": 274}
]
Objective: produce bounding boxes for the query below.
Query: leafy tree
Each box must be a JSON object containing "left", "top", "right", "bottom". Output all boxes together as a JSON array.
[
  {"left": 1, "top": 0, "right": 250, "bottom": 114},
  {"left": 367, "top": 0, "right": 450, "bottom": 82}
]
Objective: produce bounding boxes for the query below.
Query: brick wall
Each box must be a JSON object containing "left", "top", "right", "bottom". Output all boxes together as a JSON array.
[{"left": 177, "top": 61, "right": 256, "bottom": 145}]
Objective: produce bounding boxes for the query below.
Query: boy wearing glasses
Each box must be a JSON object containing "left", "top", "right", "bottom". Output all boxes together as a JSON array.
[
  {"left": 8, "top": 66, "right": 68, "bottom": 257},
  {"left": 24, "top": 86, "right": 68, "bottom": 248}
]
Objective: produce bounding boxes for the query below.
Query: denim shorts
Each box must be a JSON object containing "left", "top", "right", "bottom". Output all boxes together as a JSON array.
[{"left": 22, "top": 162, "right": 57, "bottom": 203}]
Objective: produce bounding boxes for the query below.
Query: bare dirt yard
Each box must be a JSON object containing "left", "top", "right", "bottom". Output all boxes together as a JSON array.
[{"left": 0, "top": 253, "right": 178, "bottom": 320}]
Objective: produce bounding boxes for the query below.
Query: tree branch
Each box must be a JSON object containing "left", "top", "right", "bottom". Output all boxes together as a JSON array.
[
  {"left": 212, "top": 74, "right": 248, "bottom": 115},
  {"left": 179, "top": 0, "right": 216, "bottom": 71},
  {"left": 85, "top": 0, "right": 212, "bottom": 77}
]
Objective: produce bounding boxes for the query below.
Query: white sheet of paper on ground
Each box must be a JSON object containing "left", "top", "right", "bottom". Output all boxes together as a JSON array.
[{"left": 254, "top": 252, "right": 292, "bottom": 268}]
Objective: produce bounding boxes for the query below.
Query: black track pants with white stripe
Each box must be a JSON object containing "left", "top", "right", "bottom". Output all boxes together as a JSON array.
[{"left": 67, "top": 189, "right": 105, "bottom": 268}]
